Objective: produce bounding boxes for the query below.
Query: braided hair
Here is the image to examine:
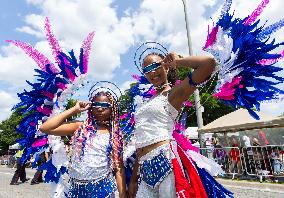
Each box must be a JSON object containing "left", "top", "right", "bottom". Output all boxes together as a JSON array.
[
  {"left": 98, "top": 91, "right": 123, "bottom": 170},
  {"left": 71, "top": 91, "right": 123, "bottom": 170}
]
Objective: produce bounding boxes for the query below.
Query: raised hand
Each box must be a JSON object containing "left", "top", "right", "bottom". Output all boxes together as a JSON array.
[
  {"left": 74, "top": 101, "right": 91, "bottom": 113},
  {"left": 162, "top": 52, "right": 180, "bottom": 69}
]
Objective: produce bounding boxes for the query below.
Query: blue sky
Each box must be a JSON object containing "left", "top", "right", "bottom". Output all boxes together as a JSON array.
[{"left": 0, "top": 0, "right": 283, "bottom": 121}]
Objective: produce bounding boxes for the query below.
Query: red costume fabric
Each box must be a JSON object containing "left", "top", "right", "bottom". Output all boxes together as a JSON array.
[{"left": 170, "top": 143, "right": 208, "bottom": 198}]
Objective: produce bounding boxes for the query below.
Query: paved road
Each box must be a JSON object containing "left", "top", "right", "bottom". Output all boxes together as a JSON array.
[
  {"left": 216, "top": 178, "right": 284, "bottom": 198},
  {"left": 1, "top": 166, "right": 284, "bottom": 198},
  {"left": 0, "top": 166, "right": 51, "bottom": 198}
]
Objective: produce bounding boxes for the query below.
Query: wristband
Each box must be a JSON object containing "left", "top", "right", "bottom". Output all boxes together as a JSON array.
[{"left": 187, "top": 72, "right": 199, "bottom": 87}]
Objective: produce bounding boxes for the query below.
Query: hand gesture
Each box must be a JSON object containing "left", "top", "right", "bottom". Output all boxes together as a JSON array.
[
  {"left": 162, "top": 52, "right": 180, "bottom": 69},
  {"left": 74, "top": 101, "right": 91, "bottom": 113}
]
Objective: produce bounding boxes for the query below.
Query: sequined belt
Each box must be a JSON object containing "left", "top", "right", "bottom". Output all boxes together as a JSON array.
[
  {"left": 139, "top": 143, "right": 173, "bottom": 189},
  {"left": 66, "top": 173, "right": 117, "bottom": 198}
]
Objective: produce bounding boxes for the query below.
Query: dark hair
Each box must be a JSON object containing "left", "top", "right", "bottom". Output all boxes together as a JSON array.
[
  {"left": 90, "top": 91, "right": 122, "bottom": 169},
  {"left": 144, "top": 53, "right": 177, "bottom": 85}
]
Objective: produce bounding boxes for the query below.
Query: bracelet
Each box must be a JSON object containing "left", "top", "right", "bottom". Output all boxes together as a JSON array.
[{"left": 187, "top": 72, "right": 199, "bottom": 87}]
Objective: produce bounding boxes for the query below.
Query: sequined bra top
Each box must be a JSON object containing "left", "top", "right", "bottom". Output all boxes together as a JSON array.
[
  {"left": 69, "top": 133, "right": 111, "bottom": 180},
  {"left": 134, "top": 94, "right": 179, "bottom": 149}
]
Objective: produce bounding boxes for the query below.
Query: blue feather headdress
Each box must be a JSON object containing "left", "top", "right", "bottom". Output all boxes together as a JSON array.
[
  {"left": 8, "top": 17, "right": 95, "bottom": 183},
  {"left": 204, "top": 0, "right": 284, "bottom": 119}
]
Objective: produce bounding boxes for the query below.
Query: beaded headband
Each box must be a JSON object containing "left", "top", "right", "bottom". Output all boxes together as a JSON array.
[
  {"left": 88, "top": 81, "right": 122, "bottom": 103},
  {"left": 134, "top": 41, "right": 168, "bottom": 74}
]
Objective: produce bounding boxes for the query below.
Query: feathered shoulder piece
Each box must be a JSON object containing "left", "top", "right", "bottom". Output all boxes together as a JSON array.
[
  {"left": 8, "top": 17, "right": 95, "bottom": 182},
  {"left": 204, "top": 0, "right": 284, "bottom": 119}
]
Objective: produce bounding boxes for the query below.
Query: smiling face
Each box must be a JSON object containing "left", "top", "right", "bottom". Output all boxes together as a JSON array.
[
  {"left": 142, "top": 54, "right": 169, "bottom": 87},
  {"left": 91, "top": 94, "right": 112, "bottom": 122}
]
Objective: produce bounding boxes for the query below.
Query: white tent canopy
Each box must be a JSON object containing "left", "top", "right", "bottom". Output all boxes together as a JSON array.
[
  {"left": 198, "top": 109, "right": 284, "bottom": 133},
  {"left": 184, "top": 127, "right": 198, "bottom": 139}
]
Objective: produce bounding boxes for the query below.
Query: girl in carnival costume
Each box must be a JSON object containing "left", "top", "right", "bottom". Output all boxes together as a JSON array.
[
  {"left": 40, "top": 87, "right": 127, "bottom": 198},
  {"left": 9, "top": 17, "right": 126, "bottom": 197},
  {"left": 123, "top": 0, "right": 284, "bottom": 197}
]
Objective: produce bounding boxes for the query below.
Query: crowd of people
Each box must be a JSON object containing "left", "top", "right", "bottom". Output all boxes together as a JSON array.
[{"left": 204, "top": 136, "right": 284, "bottom": 179}]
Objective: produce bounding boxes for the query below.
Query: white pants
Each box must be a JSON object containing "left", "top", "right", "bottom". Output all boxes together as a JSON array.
[{"left": 136, "top": 168, "right": 176, "bottom": 198}]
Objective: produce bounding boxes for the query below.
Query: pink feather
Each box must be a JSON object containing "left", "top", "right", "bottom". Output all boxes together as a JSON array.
[
  {"left": 204, "top": 26, "right": 219, "bottom": 49},
  {"left": 32, "top": 138, "right": 48, "bottom": 148},
  {"left": 41, "top": 91, "right": 55, "bottom": 100},
  {"left": 258, "top": 50, "right": 284, "bottom": 65},
  {"left": 173, "top": 131, "right": 199, "bottom": 153},
  {"left": 6, "top": 40, "right": 58, "bottom": 73},
  {"left": 81, "top": 31, "right": 95, "bottom": 74},
  {"left": 132, "top": 74, "right": 141, "bottom": 81},
  {"left": 213, "top": 76, "right": 243, "bottom": 100},
  {"left": 243, "top": 0, "right": 270, "bottom": 26},
  {"left": 37, "top": 106, "right": 52, "bottom": 115},
  {"left": 119, "top": 113, "right": 129, "bottom": 120},
  {"left": 44, "top": 17, "right": 63, "bottom": 66},
  {"left": 56, "top": 82, "right": 67, "bottom": 90},
  {"left": 147, "top": 88, "right": 157, "bottom": 96},
  {"left": 65, "top": 66, "right": 76, "bottom": 82}
]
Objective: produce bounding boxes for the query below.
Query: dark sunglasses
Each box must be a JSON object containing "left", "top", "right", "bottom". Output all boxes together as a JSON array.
[
  {"left": 91, "top": 101, "right": 112, "bottom": 109},
  {"left": 142, "top": 62, "right": 162, "bottom": 74}
]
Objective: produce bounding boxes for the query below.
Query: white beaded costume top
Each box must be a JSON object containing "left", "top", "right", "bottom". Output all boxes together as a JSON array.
[
  {"left": 69, "top": 133, "right": 111, "bottom": 180},
  {"left": 134, "top": 93, "right": 178, "bottom": 149}
]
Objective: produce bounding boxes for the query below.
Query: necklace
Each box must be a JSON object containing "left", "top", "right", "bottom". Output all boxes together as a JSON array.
[{"left": 154, "top": 83, "right": 171, "bottom": 91}]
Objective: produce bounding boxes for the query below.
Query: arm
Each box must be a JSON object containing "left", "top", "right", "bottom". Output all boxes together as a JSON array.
[
  {"left": 128, "top": 154, "right": 140, "bottom": 198},
  {"left": 163, "top": 53, "right": 216, "bottom": 111},
  {"left": 39, "top": 101, "right": 90, "bottom": 136},
  {"left": 44, "top": 152, "right": 49, "bottom": 161},
  {"left": 115, "top": 158, "right": 127, "bottom": 198}
]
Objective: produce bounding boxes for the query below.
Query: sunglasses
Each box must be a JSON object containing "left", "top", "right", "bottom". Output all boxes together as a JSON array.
[
  {"left": 142, "top": 62, "right": 162, "bottom": 74},
  {"left": 91, "top": 101, "right": 112, "bottom": 109}
]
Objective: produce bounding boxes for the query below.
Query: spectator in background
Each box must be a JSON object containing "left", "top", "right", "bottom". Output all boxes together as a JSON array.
[
  {"left": 229, "top": 138, "right": 242, "bottom": 176},
  {"left": 205, "top": 137, "right": 214, "bottom": 159},
  {"left": 271, "top": 147, "right": 284, "bottom": 174},
  {"left": 252, "top": 138, "right": 266, "bottom": 173},
  {"left": 241, "top": 135, "right": 254, "bottom": 176},
  {"left": 258, "top": 129, "right": 269, "bottom": 146},
  {"left": 10, "top": 149, "right": 29, "bottom": 185},
  {"left": 30, "top": 151, "right": 49, "bottom": 185},
  {"left": 213, "top": 137, "right": 227, "bottom": 167}
]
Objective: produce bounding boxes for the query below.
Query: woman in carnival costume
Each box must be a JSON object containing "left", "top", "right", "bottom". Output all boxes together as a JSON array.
[
  {"left": 122, "top": 0, "right": 284, "bottom": 197},
  {"left": 40, "top": 85, "right": 127, "bottom": 198},
  {"left": 9, "top": 17, "right": 127, "bottom": 197},
  {"left": 127, "top": 47, "right": 228, "bottom": 198}
]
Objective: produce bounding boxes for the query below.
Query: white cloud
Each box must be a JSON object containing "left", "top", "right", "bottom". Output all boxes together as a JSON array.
[
  {"left": 120, "top": 80, "right": 135, "bottom": 93},
  {"left": 0, "top": 91, "right": 18, "bottom": 121},
  {"left": 16, "top": 14, "right": 46, "bottom": 38},
  {"left": 1, "top": 0, "right": 136, "bottom": 84},
  {"left": 0, "top": 0, "right": 283, "bottom": 122},
  {"left": 261, "top": 100, "right": 284, "bottom": 117},
  {"left": 0, "top": 44, "right": 36, "bottom": 87}
]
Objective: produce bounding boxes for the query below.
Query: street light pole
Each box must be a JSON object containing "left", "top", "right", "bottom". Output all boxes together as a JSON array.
[{"left": 181, "top": 0, "right": 205, "bottom": 147}]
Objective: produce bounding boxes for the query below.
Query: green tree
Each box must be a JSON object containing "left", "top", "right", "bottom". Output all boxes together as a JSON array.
[
  {"left": 65, "top": 99, "right": 81, "bottom": 121},
  {"left": 176, "top": 67, "right": 234, "bottom": 126},
  {"left": 0, "top": 108, "right": 23, "bottom": 152}
]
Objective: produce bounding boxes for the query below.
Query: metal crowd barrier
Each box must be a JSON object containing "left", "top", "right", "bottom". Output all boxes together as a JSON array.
[{"left": 199, "top": 145, "right": 284, "bottom": 182}]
